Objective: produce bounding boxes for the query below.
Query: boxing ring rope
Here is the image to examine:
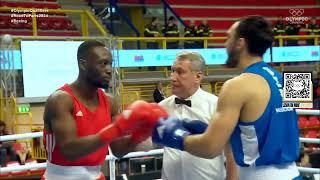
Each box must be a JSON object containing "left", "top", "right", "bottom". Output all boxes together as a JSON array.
[
  {"left": 0, "top": 131, "right": 43, "bottom": 141},
  {"left": 0, "top": 148, "right": 319, "bottom": 174},
  {"left": 300, "top": 137, "right": 320, "bottom": 144},
  {"left": 296, "top": 109, "right": 320, "bottom": 116},
  {"left": 0, "top": 109, "right": 319, "bottom": 178}
]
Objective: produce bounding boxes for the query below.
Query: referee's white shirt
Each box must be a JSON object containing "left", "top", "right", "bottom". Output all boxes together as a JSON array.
[{"left": 159, "top": 88, "right": 226, "bottom": 180}]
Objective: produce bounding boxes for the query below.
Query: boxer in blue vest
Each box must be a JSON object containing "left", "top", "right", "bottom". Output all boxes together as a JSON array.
[{"left": 153, "top": 15, "right": 301, "bottom": 180}]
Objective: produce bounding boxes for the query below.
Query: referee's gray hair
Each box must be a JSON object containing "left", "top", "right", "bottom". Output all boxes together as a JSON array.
[{"left": 176, "top": 51, "right": 206, "bottom": 73}]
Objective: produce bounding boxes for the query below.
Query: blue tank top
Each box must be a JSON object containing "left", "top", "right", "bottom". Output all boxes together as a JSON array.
[{"left": 230, "top": 61, "right": 300, "bottom": 167}]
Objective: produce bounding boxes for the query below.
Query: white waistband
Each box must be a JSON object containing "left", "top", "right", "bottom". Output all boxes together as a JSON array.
[
  {"left": 44, "top": 162, "right": 101, "bottom": 180},
  {"left": 239, "top": 162, "right": 300, "bottom": 180}
]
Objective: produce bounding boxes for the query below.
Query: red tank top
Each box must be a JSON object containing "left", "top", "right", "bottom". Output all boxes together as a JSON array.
[{"left": 43, "top": 84, "right": 111, "bottom": 166}]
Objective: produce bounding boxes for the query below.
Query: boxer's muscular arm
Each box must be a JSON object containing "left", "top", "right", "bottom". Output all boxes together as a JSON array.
[
  {"left": 44, "top": 91, "right": 104, "bottom": 161},
  {"left": 108, "top": 95, "right": 137, "bottom": 158},
  {"left": 184, "top": 78, "right": 245, "bottom": 158},
  {"left": 224, "top": 143, "right": 239, "bottom": 180}
]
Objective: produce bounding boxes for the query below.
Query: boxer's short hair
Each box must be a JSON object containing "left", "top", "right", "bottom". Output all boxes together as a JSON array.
[
  {"left": 77, "top": 40, "right": 106, "bottom": 62},
  {"left": 236, "top": 15, "right": 273, "bottom": 57}
]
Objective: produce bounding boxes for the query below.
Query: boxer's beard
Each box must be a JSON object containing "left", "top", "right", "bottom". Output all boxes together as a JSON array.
[
  {"left": 99, "top": 82, "right": 109, "bottom": 89},
  {"left": 88, "top": 75, "right": 110, "bottom": 89},
  {"left": 226, "top": 47, "right": 240, "bottom": 68},
  {"left": 94, "top": 80, "right": 109, "bottom": 89}
]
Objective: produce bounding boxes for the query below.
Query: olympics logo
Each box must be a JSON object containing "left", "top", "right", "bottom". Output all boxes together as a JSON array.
[{"left": 289, "top": 9, "right": 304, "bottom": 16}]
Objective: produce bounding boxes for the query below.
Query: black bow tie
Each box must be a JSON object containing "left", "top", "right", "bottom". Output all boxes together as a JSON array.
[{"left": 175, "top": 98, "right": 191, "bottom": 107}]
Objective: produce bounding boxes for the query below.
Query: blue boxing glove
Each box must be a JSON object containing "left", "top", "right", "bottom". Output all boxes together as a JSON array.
[
  {"left": 182, "top": 119, "right": 208, "bottom": 134},
  {"left": 152, "top": 117, "right": 191, "bottom": 151}
]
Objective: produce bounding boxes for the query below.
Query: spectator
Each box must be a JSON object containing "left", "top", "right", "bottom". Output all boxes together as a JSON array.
[
  {"left": 314, "top": 80, "right": 320, "bottom": 109},
  {"left": 305, "top": 17, "right": 320, "bottom": 45},
  {"left": 88, "top": 1, "right": 109, "bottom": 21},
  {"left": 144, "top": 17, "right": 161, "bottom": 49},
  {"left": 14, "top": 142, "right": 32, "bottom": 165},
  {"left": 273, "top": 15, "right": 286, "bottom": 46},
  {"left": 0, "top": 120, "right": 17, "bottom": 167},
  {"left": 184, "top": 20, "right": 197, "bottom": 49},
  {"left": 153, "top": 82, "right": 166, "bottom": 103},
  {"left": 87, "top": 0, "right": 95, "bottom": 13},
  {"left": 273, "top": 15, "right": 286, "bottom": 35},
  {"left": 309, "top": 150, "right": 320, "bottom": 168},
  {"left": 285, "top": 24, "right": 301, "bottom": 46},
  {"left": 196, "top": 19, "right": 213, "bottom": 48},
  {"left": 96, "top": 7, "right": 109, "bottom": 21},
  {"left": 297, "top": 151, "right": 315, "bottom": 180},
  {"left": 162, "top": 16, "right": 179, "bottom": 49}
]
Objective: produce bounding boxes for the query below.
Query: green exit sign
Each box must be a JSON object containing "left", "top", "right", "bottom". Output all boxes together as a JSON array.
[{"left": 18, "top": 104, "right": 30, "bottom": 113}]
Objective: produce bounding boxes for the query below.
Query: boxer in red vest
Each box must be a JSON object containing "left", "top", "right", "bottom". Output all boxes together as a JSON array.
[{"left": 43, "top": 40, "right": 167, "bottom": 180}]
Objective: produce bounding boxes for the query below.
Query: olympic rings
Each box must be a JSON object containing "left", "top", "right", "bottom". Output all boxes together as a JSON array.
[{"left": 289, "top": 9, "right": 304, "bottom": 16}]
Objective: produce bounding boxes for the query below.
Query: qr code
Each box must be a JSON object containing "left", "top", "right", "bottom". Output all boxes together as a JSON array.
[{"left": 283, "top": 72, "right": 312, "bottom": 101}]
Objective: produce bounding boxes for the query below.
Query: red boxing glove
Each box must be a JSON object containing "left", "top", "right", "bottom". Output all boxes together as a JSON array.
[
  {"left": 131, "top": 103, "right": 168, "bottom": 144},
  {"left": 98, "top": 100, "right": 155, "bottom": 144}
]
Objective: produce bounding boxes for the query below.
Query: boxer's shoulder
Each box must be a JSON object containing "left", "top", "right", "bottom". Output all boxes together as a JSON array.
[
  {"left": 222, "top": 76, "right": 243, "bottom": 89},
  {"left": 224, "top": 74, "right": 262, "bottom": 90},
  {"left": 44, "top": 90, "right": 74, "bottom": 130},
  {"left": 240, "top": 73, "right": 267, "bottom": 82},
  {"left": 238, "top": 73, "right": 270, "bottom": 93},
  {"left": 45, "top": 90, "right": 74, "bottom": 112},
  {"left": 48, "top": 90, "right": 73, "bottom": 104},
  {"left": 219, "top": 77, "right": 249, "bottom": 101}
]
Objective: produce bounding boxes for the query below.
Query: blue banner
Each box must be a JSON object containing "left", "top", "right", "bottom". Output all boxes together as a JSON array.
[
  {"left": 0, "top": 50, "right": 22, "bottom": 70},
  {"left": 272, "top": 46, "right": 320, "bottom": 62},
  {"left": 10, "top": 44, "right": 320, "bottom": 70},
  {"left": 118, "top": 48, "right": 272, "bottom": 67},
  {"left": 19, "top": 41, "right": 319, "bottom": 98}
]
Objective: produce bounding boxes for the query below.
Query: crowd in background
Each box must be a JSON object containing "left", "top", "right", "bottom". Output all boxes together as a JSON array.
[
  {"left": 0, "top": 120, "right": 16, "bottom": 167},
  {"left": 0, "top": 120, "right": 32, "bottom": 167},
  {"left": 296, "top": 144, "right": 320, "bottom": 180},
  {"left": 273, "top": 16, "right": 320, "bottom": 46},
  {"left": 87, "top": 0, "right": 320, "bottom": 49},
  {"left": 144, "top": 16, "right": 213, "bottom": 49},
  {"left": 144, "top": 15, "right": 320, "bottom": 49}
]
